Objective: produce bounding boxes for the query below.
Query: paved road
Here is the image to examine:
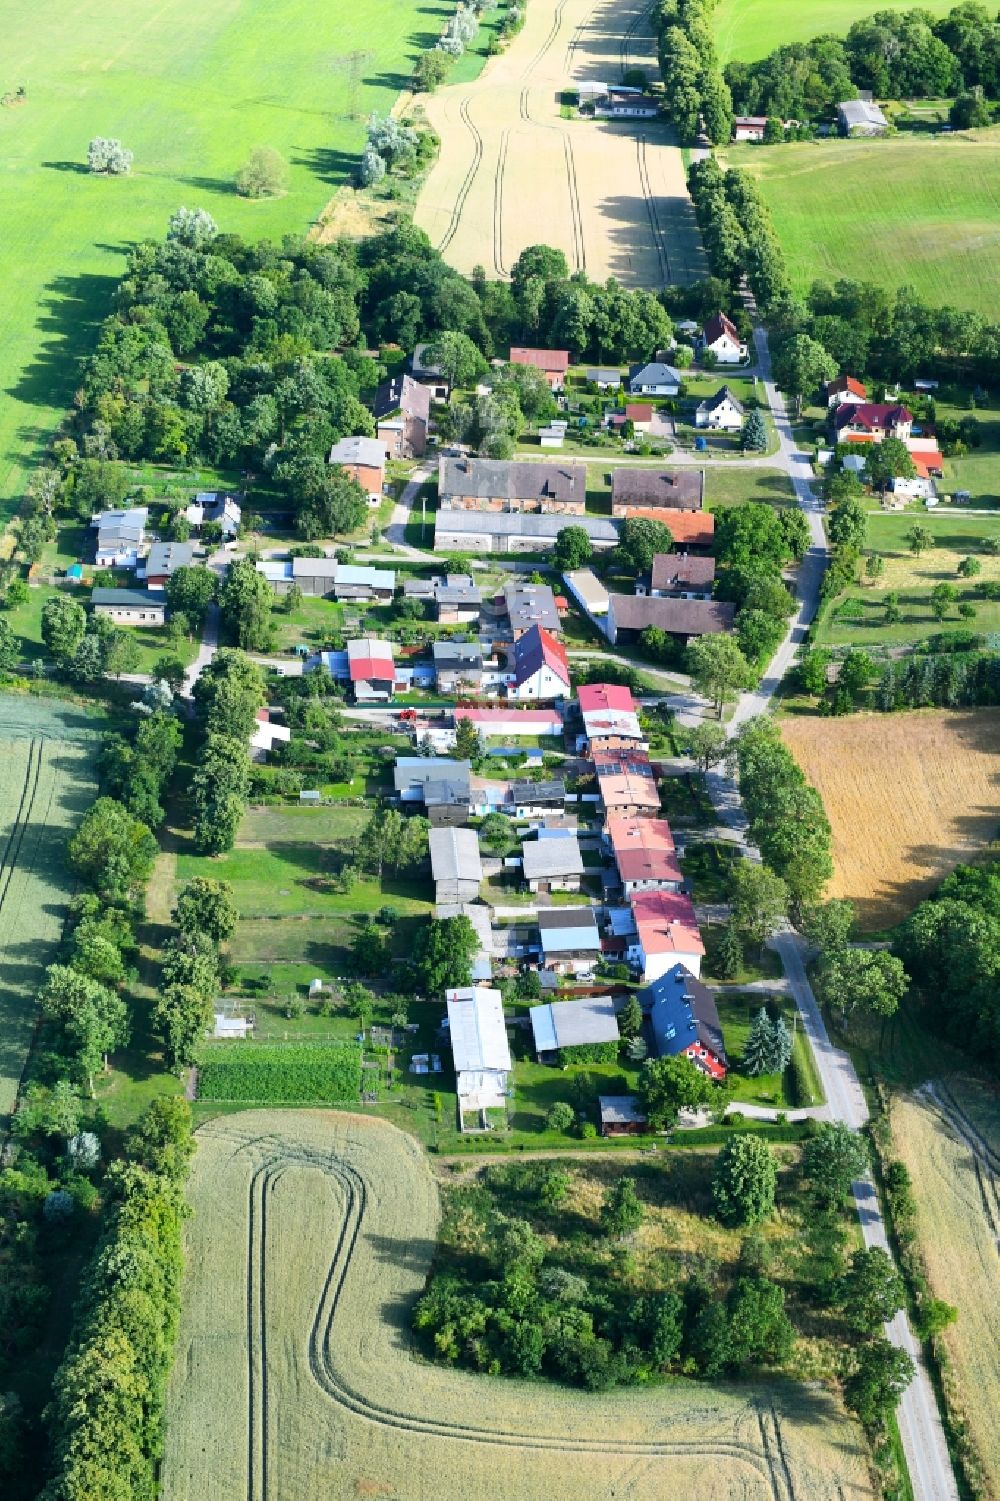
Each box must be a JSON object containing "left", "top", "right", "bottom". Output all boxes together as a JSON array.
[
  {"left": 384, "top": 463, "right": 435, "bottom": 554},
  {"left": 183, "top": 599, "right": 220, "bottom": 697}
]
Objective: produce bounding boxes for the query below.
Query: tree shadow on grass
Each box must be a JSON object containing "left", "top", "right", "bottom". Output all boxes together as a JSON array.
[
  {"left": 40, "top": 160, "right": 90, "bottom": 175},
  {"left": 9, "top": 270, "right": 120, "bottom": 413},
  {"left": 291, "top": 146, "right": 359, "bottom": 187}
]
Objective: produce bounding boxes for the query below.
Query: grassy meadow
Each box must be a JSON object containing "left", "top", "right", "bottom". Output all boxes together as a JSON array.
[
  {"left": 0, "top": 0, "right": 452, "bottom": 522},
  {"left": 727, "top": 130, "right": 1000, "bottom": 312},
  {"left": 714, "top": 0, "right": 959, "bottom": 62}
]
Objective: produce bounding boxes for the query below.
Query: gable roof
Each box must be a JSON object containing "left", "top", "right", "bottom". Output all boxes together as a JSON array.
[
  {"left": 834, "top": 402, "right": 912, "bottom": 432},
  {"left": 394, "top": 756, "right": 472, "bottom": 797},
  {"left": 629, "top": 361, "right": 681, "bottom": 387},
  {"left": 346, "top": 636, "right": 395, "bottom": 682},
  {"left": 650, "top": 553, "right": 716, "bottom": 590},
  {"left": 838, "top": 98, "right": 888, "bottom": 129},
  {"left": 609, "top": 594, "right": 734, "bottom": 636},
  {"left": 513, "top": 625, "right": 570, "bottom": 688},
  {"left": 618, "top": 508, "right": 715, "bottom": 546},
  {"left": 596, "top": 761, "right": 660, "bottom": 812},
  {"left": 606, "top": 814, "right": 682, "bottom": 885},
  {"left": 429, "top": 826, "right": 483, "bottom": 884},
  {"left": 537, "top": 905, "right": 600, "bottom": 953},
  {"left": 144, "top": 541, "right": 194, "bottom": 576},
  {"left": 504, "top": 581, "right": 559, "bottom": 634},
  {"left": 374, "top": 373, "right": 430, "bottom": 423},
  {"left": 439, "top": 456, "right": 585, "bottom": 506},
  {"left": 509, "top": 347, "right": 570, "bottom": 374},
  {"left": 530, "top": 995, "right": 619, "bottom": 1052},
  {"left": 697, "top": 385, "right": 744, "bottom": 416},
  {"left": 827, "top": 375, "right": 867, "bottom": 399},
  {"left": 94, "top": 507, "right": 148, "bottom": 547},
  {"left": 643, "top": 962, "right": 727, "bottom": 1066},
  {"left": 446, "top": 986, "right": 511, "bottom": 1072},
  {"left": 703, "top": 311, "right": 740, "bottom": 346},
  {"left": 329, "top": 434, "right": 386, "bottom": 469},
  {"left": 336, "top": 564, "right": 396, "bottom": 592},
  {"left": 509, "top": 777, "right": 565, "bottom": 804},
  {"left": 91, "top": 587, "right": 164, "bottom": 609},
  {"left": 611, "top": 468, "right": 703, "bottom": 510},
  {"left": 521, "top": 830, "right": 584, "bottom": 881},
  {"left": 434, "top": 512, "right": 618, "bottom": 543},
  {"left": 631, "top": 890, "right": 704, "bottom": 959},
  {"left": 578, "top": 682, "right": 636, "bottom": 714}
]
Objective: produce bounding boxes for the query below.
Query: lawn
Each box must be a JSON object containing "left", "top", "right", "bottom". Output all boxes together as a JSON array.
[
  {"left": 715, "top": 993, "right": 823, "bottom": 1109},
  {"left": 0, "top": 0, "right": 453, "bottom": 521},
  {"left": 705, "top": 466, "right": 796, "bottom": 508},
  {"left": 5, "top": 582, "right": 199, "bottom": 669},
  {"left": 714, "top": 0, "right": 959, "bottom": 63},
  {"left": 727, "top": 130, "right": 1000, "bottom": 312}
]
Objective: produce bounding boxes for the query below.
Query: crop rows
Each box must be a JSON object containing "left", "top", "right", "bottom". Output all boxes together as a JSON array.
[{"left": 197, "top": 1043, "right": 362, "bottom": 1103}]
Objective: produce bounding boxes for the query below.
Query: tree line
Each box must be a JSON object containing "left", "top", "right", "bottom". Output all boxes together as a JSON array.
[
  {"left": 656, "top": 0, "right": 734, "bottom": 145},
  {"left": 686, "top": 158, "right": 791, "bottom": 312}
]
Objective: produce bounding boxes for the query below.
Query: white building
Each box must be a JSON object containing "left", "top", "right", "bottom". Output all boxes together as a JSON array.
[
  {"left": 699, "top": 312, "right": 747, "bottom": 365},
  {"left": 695, "top": 386, "right": 745, "bottom": 431},
  {"left": 446, "top": 986, "right": 511, "bottom": 1116}
]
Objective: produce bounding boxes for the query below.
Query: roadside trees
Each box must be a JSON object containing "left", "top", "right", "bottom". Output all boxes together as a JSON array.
[{"left": 686, "top": 634, "right": 755, "bottom": 717}]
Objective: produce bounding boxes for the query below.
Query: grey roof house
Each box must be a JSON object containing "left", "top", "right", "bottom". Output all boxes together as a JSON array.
[
  {"left": 429, "top": 826, "right": 483, "bottom": 904},
  {"left": 520, "top": 829, "right": 584, "bottom": 891},
  {"left": 628, "top": 361, "right": 681, "bottom": 396},
  {"left": 529, "top": 995, "right": 620, "bottom": 1058},
  {"left": 504, "top": 581, "right": 559, "bottom": 638},
  {"left": 432, "top": 639, "right": 483, "bottom": 691}
]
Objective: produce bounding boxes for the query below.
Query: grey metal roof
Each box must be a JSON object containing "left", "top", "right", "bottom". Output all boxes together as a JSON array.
[
  {"left": 145, "top": 541, "right": 194, "bottom": 575},
  {"left": 394, "top": 757, "right": 472, "bottom": 795},
  {"left": 447, "top": 987, "right": 510, "bottom": 1073},
  {"left": 534, "top": 995, "right": 619, "bottom": 1049},
  {"left": 432, "top": 640, "right": 482, "bottom": 669},
  {"left": 504, "top": 582, "right": 559, "bottom": 634},
  {"left": 291, "top": 556, "right": 340, "bottom": 580},
  {"left": 510, "top": 778, "right": 565, "bottom": 803},
  {"left": 521, "top": 832, "right": 584, "bottom": 880},
  {"left": 329, "top": 434, "right": 385, "bottom": 468},
  {"left": 439, "top": 456, "right": 587, "bottom": 505},
  {"left": 91, "top": 587, "right": 164, "bottom": 609},
  {"left": 429, "top": 826, "right": 483, "bottom": 884},
  {"left": 436, "top": 512, "right": 617, "bottom": 541},
  {"left": 629, "top": 361, "right": 681, "bottom": 387},
  {"left": 838, "top": 98, "right": 888, "bottom": 128},
  {"left": 587, "top": 368, "right": 624, "bottom": 383},
  {"left": 437, "top": 583, "right": 483, "bottom": 606}
]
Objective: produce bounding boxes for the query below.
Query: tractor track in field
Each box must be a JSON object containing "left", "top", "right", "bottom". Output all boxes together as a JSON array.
[
  {"left": 518, "top": 87, "right": 585, "bottom": 274},
  {"left": 437, "top": 98, "right": 484, "bottom": 255},
  {"left": 0, "top": 738, "right": 42, "bottom": 924},
  {"left": 524, "top": 0, "right": 569, "bottom": 78},
  {"left": 636, "top": 134, "right": 669, "bottom": 284},
  {"left": 919, "top": 1082, "right": 1000, "bottom": 1249},
  {"left": 620, "top": 2, "right": 655, "bottom": 75},
  {"left": 493, "top": 128, "right": 510, "bottom": 278},
  {"left": 234, "top": 1136, "right": 785, "bottom": 1494}
]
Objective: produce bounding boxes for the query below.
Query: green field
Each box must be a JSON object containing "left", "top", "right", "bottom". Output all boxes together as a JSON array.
[
  {"left": 0, "top": 0, "right": 449, "bottom": 522},
  {"left": 0, "top": 693, "right": 104, "bottom": 1115},
  {"left": 728, "top": 131, "right": 1000, "bottom": 312},
  {"left": 713, "top": 0, "right": 958, "bottom": 63}
]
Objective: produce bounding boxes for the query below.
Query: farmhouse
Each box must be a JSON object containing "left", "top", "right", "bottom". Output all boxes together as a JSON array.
[
  {"left": 91, "top": 587, "right": 165, "bottom": 627},
  {"left": 438, "top": 456, "right": 587, "bottom": 515},
  {"left": 521, "top": 829, "right": 584, "bottom": 892},
  {"left": 435, "top": 576, "right": 482, "bottom": 623},
  {"left": 628, "top": 890, "right": 705, "bottom": 981},
  {"left": 346, "top": 637, "right": 395, "bottom": 702},
  {"left": 529, "top": 995, "right": 619, "bottom": 1060},
  {"left": 91, "top": 507, "right": 148, "bottom": 569},
  {"left": 433, "top": 511, "right": 618, "bottom": 555},
  {"left": 644, "top": 963, "right": 727, "bottom": 1077},
  {"left": 648, "top": 552, "right": 716, "bottom": 596},
  {"left": 606, "top": 814, "right": 683, "bottom": 894},
  {"left": 509, "top": 625, "right": 571, "bottom": 700},
  {"left": 445, "top": 985, "right": 511, "bottom": 1115},
  {"left": 141, "top": 540, "right": 194, "bottom": 589},
  {"left": 374, "top": 373, "right": 430, "bottom": 459},
  {"left": 838, "top": 98, "right": 888, "bottom": 135},
  {"left": 507, "top": 777, "right": 566, "bottom": 818},
  {"left": 606, "top": 593, "right": 735, "bottom": 645},
  {"left": 628, "top": 361, "right": 681, "bottom": 397},
  {"left": 698, "top": 312, "right": 747, "bottom": 364},
  {"left": 185, "top": 491, "right": 242, "bottom": 538},
  {"left": 249, "top": 708, "right": 291, "bottom": 763},
  {"left": 536, "top": 907, "right": 601, "bottom": 974},
  {"left": 509, "top": 346, "right": 570, "bottom": 390},
  {"left": 826, "top": 375, "right": 868, "bottom": 408},
  {"left": 563, "top": 567, "right": 610, "bottom": 618},
  {"left": 455, "top": 707, "right": 562, "bottom": 738},
  {"left": 409, "top": 343, "right": 451, "bottom": 399},
  {"left": 599, "top": 1095, "right": 648, "bottom": 1136},
  {"left": 429, "top": 826, "right": 482, "bottom": 904},
  {"left": 611, "top": 467, "right": 704, "bottom": 513},
  {"left": 327, "top": 435, "right": 386, "bottom": 502},
  {"left": 733, "top": 115, "right": 768, "bottom": 142},
  {"left": 578, "top": 682, "right": 643, "bottom": 747},
  {"left": 695, "top": 386, "right": 745, "bottom": 430},
  {"left": 432, "top": 639, "right": 483, "bottom": 694},
  {"left": 595, "top": 86, "right": 659, "bottom": 119},
  {"left": 504, "top": 581, "right": 560, "bottom": 638},
  {"left": 833, "top": 402, "right": 913, "bottom": 441}
]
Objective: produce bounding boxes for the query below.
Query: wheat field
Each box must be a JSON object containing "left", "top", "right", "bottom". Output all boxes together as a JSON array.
[
  {"left": 891, "top": 1081, "right": 1000, "bottom": 1497},
  {"left": 781, "top": 709, "right": 1000, "bottom": 930},
  {"left": 160, "top": 1110, "right": 873, "bottom": 1501}
]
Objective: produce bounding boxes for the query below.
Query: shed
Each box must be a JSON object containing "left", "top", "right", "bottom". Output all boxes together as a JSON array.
[
  {"left": 599, "top": 1095, "right": 647, "bottom": 1136},
  {"left": 530, "top": 995, "right": 620, "bottom": 1058}
]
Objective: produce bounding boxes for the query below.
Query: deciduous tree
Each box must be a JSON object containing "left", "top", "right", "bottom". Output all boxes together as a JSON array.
[{"left": 713, "top": 1134, "right": 777, "bottom": 1225}]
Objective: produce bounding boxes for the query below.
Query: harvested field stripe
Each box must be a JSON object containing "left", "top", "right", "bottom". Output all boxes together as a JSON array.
[
  {"left": 524, "top": 0, "right": 569, "bottom": 77},
  {"left": 437, "top": 99, "right": 485, "bottom": 255},
  {"left": 0, "top": 739, "right": 42, "bottom": 923},
  {"left": 494, "top": 128, "right": 510, "bottom": 278},
  {"left": 621, "top": 2, "right": 655, "bottom": 74},
  {"left": 919, "top": 1083, "right": 1000, "bottom": 1249},
  {"left": 636, "top": 135, "right": 669, "bottom": 283}
]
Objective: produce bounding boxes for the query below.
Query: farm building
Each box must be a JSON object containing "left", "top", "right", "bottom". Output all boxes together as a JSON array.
[
  {"left": 627, "top": 508, "right": 715, "bottom": 550},
  {"left": 605, "top": 593, "right": 735, "bottom": 645},
  {"left": 606, "top": 814, "right": 683, "bottom": 894},
  {"left": 141, "top": 540, "right": 194, "bottom": 589},
  {"left": 433, "top": 510, "right": 618, "bottom": 555},
  {"left": 432, "top": 640, "right": 484, "bottom": 694},
  {"left": 837, "top": 98, "right": 888, "bottom": 135},
  {"left": 91, "top": 507, "right": 148, "bottom": 569},
  {"left": 521, "top": 828, "right": 584, "bottom": 892},
  {"left": 347, "top": 638, "right": 396, "bottom": 701},
  {"left": 577, "top": 682, "right": 643, "bottom": 748},
  {"left": 562, "top": 568, "right": 610, "bottom": 618},
  {"left": 91, "top": 587, "right": 165, "bottom": 627},
  {"left": 529, "top": 995, "right": 620, "bottom": 1060},
  {"left": 394, "top": 757, "right": 472, "bottom": 823},
  {"left": 438, "top": 456, "right": 587, "bottom": 515},
  {"left": 445, "top": 985, "right": 511, "bottom": 1116},
  {"left": 536, "top": 907, "right": 601, "bottom": 975},
  {"left": 374, "top": 373, "right": 430, "bottom": 459},
  {"left": 510, "top": 625, "right": 571, "bottom": 700},
  {"left": 429, "top": 826, "right": 483, "bottom": 904},
  {"left": 698, "top": 312, "right": 747, "bottom": 364},
  {"left": 249, "top": 709, "right": 292, "bottom": 763},
  {"left": 509, "top": 346, "right": 570, "bottom": 390},
  {"left": 455, "top": 707, "right": 562, "bottom": 738},
  {"left": 599, "top": 1095, "right": 648, "bottom": 1136},
  {"left": 644, "top": 963, "right": 727, "bottom": 1078},
  {"left": 334, "top": 564, "right": 396, "bottom": 603},
  {"left": 436, "top": 577, "right": 483, "bottom": 624},
  {"left": 594, "top": 755, "right": 660, "bottom": 818},
  {"left": 409, "top": 343, "right": 451, "bottom": 399},
  {"left": 185, "top": 491, "right": 242, "bottom": 538},
  {"left": 628, "top": 890, "right": 705, "bottom": 981},
  {"left": 695, "top": 386, "right": 745, "bottom": 430},
  {"left": 504, "top": 581, "right": 560, "bottom": 637},
  {"left": 595, "top": 86, "right": 659, "bottom": 119},
  {"left": 611, "top": 467, "right": 704, "bottom": 513},
  {"left": 507, "top": 778, "right": 567, "bottom": 818},
  {"left": 436, "top": 902, "right": 493, "bottom": 982},
  {"left": 327, "top": 435, "right": 386, "bottom": 503},
  {"left": 826, "top": 375, "right": 868, "bottom": 408},
  {"left": 833, "top": 403, "right": 913, "bottom": 441},
  {"left": 627, "top": 361, "right": 681, "bottom": 396},
  {"left": 647, "top": 552, "right": 716, "bottom": 596}
]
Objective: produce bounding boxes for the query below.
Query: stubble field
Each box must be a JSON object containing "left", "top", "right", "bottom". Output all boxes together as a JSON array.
[
  {"left": 781, "top": 709, "right": 1000, "bottom": 929},
  {"left": 160, "top": 1110, "right": 873, "bottom": 1501},
  {"left": 0, "top": 694, "right": 102, "bottom": 1114},
  {"left": 890, "top": 1080, "right": 1000, "bottom": 1497},
  {"left": 413, "top": 0, "right": 706, "bottom": 287}
]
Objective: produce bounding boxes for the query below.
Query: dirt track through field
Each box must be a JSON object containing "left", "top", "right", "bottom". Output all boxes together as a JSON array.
[{"left": 414, "top": 0, "right": 706, "bottom": 287}]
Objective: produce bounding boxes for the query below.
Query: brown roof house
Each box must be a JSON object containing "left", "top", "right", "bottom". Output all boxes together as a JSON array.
[
  {"left": 374, "top": 374, "right": 430, "bottom": 459},
  {"left": 509, "top": 347, "right": 570, "bottom": 390},
  {"left": 606, "top": 593, "right": 734, "bottom": 645},
  {"left": 438, "top": 456, "right": 586, "bottom": 515},
  {"left": 328, "top": 435, "right": 386, "bottom": 503},
  {"left": 611, "top": 468, "right": 704, "bottom": 515},
  {"left": 646, "top": 552, "right": 716, "bottom": 597}
]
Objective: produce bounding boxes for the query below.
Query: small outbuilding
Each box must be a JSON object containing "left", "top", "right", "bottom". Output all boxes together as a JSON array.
[
  {"left": 529, "top": 995, "right": 620, "bottom": 1060},
  {"left": 599, "top": 1095, "right": 648, "bottom": 1136}
]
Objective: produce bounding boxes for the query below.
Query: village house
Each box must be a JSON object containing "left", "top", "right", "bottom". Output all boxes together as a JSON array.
[
  {"left": 374, "top": 373, "right": 430, "bottom": 459},
  {"left": 587, "top": 367, "right": 624, "bottom": 390},
  {"left": 509, "top": 624, "right": 571, "bottom": 700},
  {"left": 606, "top": 402, "right": 655, "bottom": 435},
  {"left": 521, "top": 828, "right": 584, "bottom": 892},
  {"left": 594, "top": 754, "right": 660, "bottom": 819},
  {"left": 435, "top": 576, "right": 483, "bottom": 624},
  {"left": 644, "top": 963, "right": 727, "bottom": 1077},
  {"left": 91, "top": 507, "right": 148, "bottom": 569},
  {"left": 611, "top": 467, "right": 704, "bottom": 514},
  {"left": 529, "top": 995, "right": 619, "bottom": 1061},
  {"left": 455, "top": 707, "right": 562, "bottom": 739},
  {"left": 346, "top": 637, "right": 396, "bottom": 702},
  {"left": 833, "top": 402, "right": 913, "bottom": 442},
  {"left": 185, "top": 491, "right": 242, "bottom": 538},
  {"left": 91, "top": 587, "right": 165, "bottom": 627},
  {"left": 627, "top": 360, "right": 681, "bottom": 397},
  {"left": 838, "top": 98, "right": 888, "bottom": 135},
  {"left": 429, "top": 826, "right": 483, "bottom": 904},
  {"left": 445, "top": 985, "right": 511, "bottom": 1119},
  {"left": 733, "top": 115, "right": 768, "bottom": 142},
  {"left": 327, "top": 434, "right": 386, "bottom": 504},
  {"left": 595, "top": 86, "right": 659, "bottom": 118},
  {"left": 627, "top": 889, "right": 705, "bottom": 981},
  {"left": 409, "top": 343, "right": 451, "bottom": 400},
  {"left": 605, "top": 593, "right": 735, "bottom": 645},
  {"left": 249, "top": 708, "right": 291, "bottom": 763},
  {"left": 646, "top": 552, "right": 716, "bottom": 597},
  {"left": 599, "top": 1095, "right": 648, "bottom": 1136},
  {"left": 825, "top": 375, "right": 868, "bottom": 408},
  {"left": 504, "top": 581, "right": 560, "bottom": 638},
  {"left": 432, "top": 640, "right": 484, "bottom": 694},
  {"left": 141, "top": 540, "right": 194, "bottom": 590},
  {"left": 536, "top": 906, "right": 602, "bottom": 975},
  {"left": 507, "top": 777, "right": 566, "bottom": 819},
  {"left": 577, "top": 682, "right": 643, "bottom": 751},
  {"left": 606, "top": 814, "right": 683, "bottom": 894},
  {"left": 698, "top": 312, "right": 748, "bottom": 364},
  {"left": 438, "top": 456, "right": 587, "bottom": 515},
  {"left": 394, "top": 757, "right": 472, "bottom": 824},
  {"left": 695, "top": 386, "right": 745, "bottom": 431},
  {"left": 433, "top": 510, "right": 618, "bottom": 555},
  {"left": 509, "top": 346, "right": 570, "bottom": 391}
]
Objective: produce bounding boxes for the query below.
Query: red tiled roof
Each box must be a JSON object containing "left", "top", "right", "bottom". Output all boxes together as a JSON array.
[
  {"left": 509, "top": 347, "right": 570, "bottom": 374},
  {"left": 618, "top": 508, "right": 715, "bottom": 546},
  {"left": 828, "top": 375, "right": 867, "bottom": 398},
  {"left": 607, "top": 815, "right": 681, "bottom": 884},
  {"left": 703, "top": 311, "right": 740, "bottom": 346},
  {"left": 631, "top": 889, "right": 704, "bottom": 958},
  {"left": 578, "top": 683, "right": 636, "bottom": 714}
]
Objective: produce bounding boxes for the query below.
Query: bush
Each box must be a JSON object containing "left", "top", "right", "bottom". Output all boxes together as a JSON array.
[
  {"left": 235, "top": 147, "right": 288, "bottom": 199},
  {"left": 546, "top": 1101, "right": 575, "bottom": 1133}
]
